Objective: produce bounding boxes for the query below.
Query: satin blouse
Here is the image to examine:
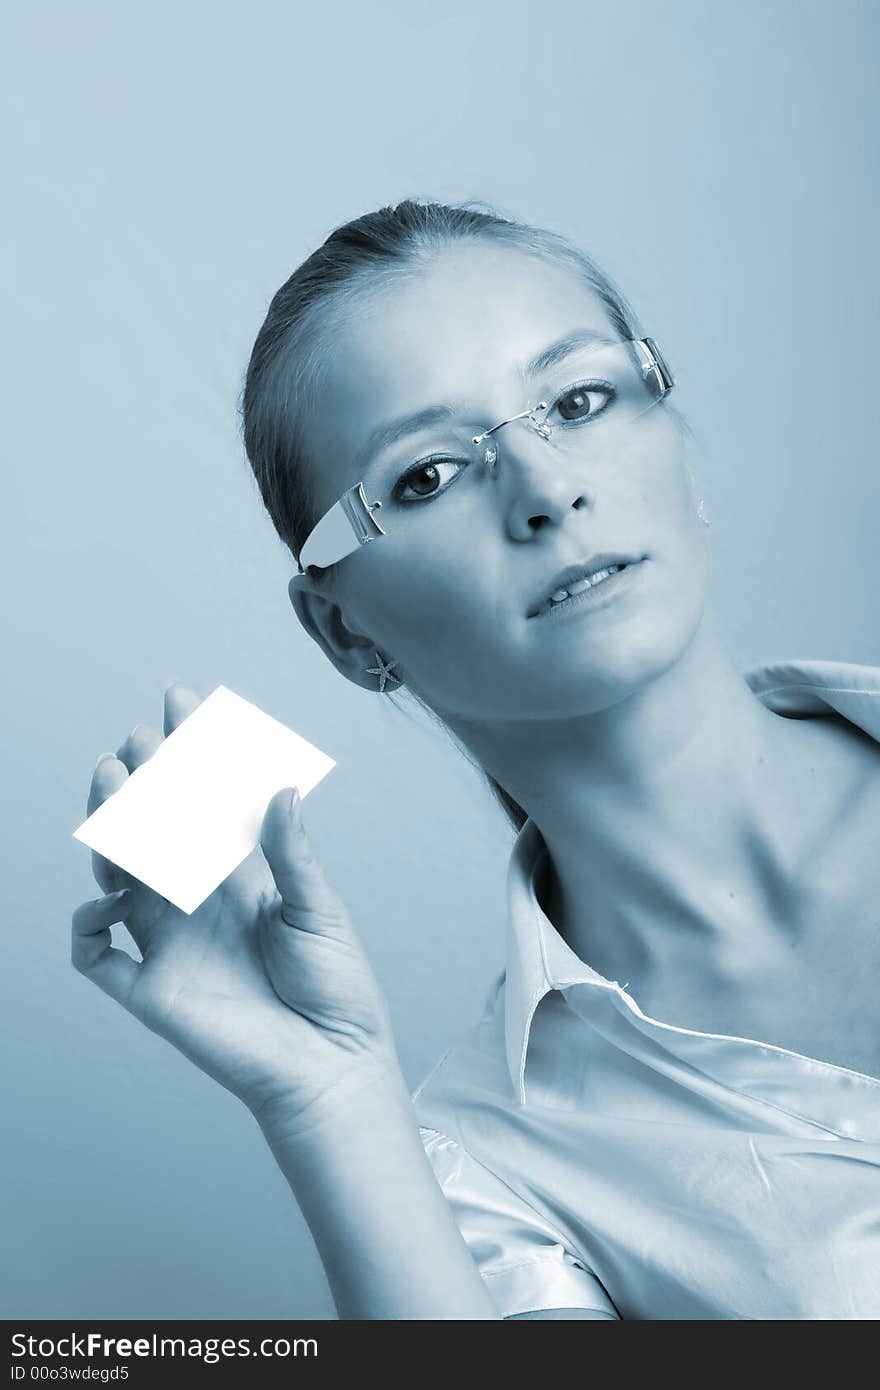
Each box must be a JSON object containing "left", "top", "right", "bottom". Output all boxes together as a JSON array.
[{"left": 411, "top": 658, "right": 880, "bottom": 1319}]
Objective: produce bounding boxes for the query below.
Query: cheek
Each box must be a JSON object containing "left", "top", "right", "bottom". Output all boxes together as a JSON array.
[
  {"left": 365, "top": 569, "right": 505, "bottom": 711},
  {"left": 648, "top": 497, "right": 711, "bottom": 641},
  {"left": 631, "top": 421, "right": 699, "bottom": 539},
  {"left": 343, "top": 547, "right": 492, "bottom": 655},
  {"left": 627, "top": 430, "right": 710, "bottom": 618}
]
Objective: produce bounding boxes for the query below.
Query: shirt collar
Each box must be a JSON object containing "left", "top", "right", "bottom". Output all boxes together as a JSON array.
[{"left": 503, "top": 656, "right": 880, "bottom": 1105}]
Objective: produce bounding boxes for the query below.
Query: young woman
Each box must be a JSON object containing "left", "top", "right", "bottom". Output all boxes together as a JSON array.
[{"left": 72, "top": 200, "right": 880, "bottom": 1320}]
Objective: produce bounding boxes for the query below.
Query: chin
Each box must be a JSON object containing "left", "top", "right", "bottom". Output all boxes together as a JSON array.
[{"left": 544, "top": 609, "right": 704, "bottom": 712}]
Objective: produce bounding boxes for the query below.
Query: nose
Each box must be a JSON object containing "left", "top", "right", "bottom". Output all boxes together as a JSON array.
[{"left": 492, "top": 425, "right": 595, "bottom": 543}]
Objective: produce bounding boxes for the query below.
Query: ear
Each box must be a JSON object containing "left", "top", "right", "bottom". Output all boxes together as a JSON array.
[{"left": 287, "top": 572, "right": 392, "bottom": 692}]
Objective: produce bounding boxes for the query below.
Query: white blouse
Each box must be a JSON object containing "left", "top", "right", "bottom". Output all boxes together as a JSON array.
[{"left": 412, "top": 658, "right": 880, "bottom": 1319}]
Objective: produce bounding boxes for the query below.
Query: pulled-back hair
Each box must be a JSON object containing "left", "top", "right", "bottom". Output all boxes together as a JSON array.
[{"left": 239, "top": 198, "right": 643, "bottom": 834}]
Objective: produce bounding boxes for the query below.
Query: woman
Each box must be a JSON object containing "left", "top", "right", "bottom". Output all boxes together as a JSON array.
[{"left": 72, "top": 200, "right": 880, "bottom": 1320}]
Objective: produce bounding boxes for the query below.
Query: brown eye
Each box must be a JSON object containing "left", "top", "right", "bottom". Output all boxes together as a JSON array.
[
  {"left": 555, "top": 384, "right": 614, "bottom": 422},
  {"left": 393, "top": 457, "right": 465, "bottom": 503},
  {"left": 407, "top": 463, "right": 442, "bottom": 496}
]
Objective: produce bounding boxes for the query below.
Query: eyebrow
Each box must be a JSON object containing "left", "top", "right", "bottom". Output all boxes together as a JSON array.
[{"left": 353, "top": 327, "right": 614, "bottom": 472}]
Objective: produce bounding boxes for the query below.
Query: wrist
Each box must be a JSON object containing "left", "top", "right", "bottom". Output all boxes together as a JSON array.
[
  {"left": 250, "top": 1054, "right": 412, "bottom": 1148},
  {"left": 254, "top": 1057, "right": 498, "bottom": 1320}
]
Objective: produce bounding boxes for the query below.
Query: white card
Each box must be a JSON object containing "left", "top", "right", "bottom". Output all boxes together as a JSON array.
[{"left": 73, "top": 685, "right": 336, "bottom": 914}]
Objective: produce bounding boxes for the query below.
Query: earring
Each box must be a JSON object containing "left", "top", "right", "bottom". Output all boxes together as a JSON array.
[
  {"left": 365, "top": 651, "right": 402, "bottom": 693},
  {"left": 697, "top": 497, "right": 711, "bottom": 527}
]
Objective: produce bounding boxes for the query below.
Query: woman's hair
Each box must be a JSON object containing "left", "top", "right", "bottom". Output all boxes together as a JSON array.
[{"left": 239, "top": 198, "right": 644, "bottom": 834}]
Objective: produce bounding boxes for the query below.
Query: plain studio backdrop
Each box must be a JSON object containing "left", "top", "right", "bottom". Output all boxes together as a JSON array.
[{"left": 2, "top": 0, "right": 877, "bottom": 1320}]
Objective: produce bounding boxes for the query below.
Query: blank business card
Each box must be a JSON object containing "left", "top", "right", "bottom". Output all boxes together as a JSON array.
[{"left": 72, "top": 685, "right": 336, "bottom": 914}]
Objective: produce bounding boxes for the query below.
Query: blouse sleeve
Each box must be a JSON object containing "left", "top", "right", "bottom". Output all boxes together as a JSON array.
[{"left": 419, "top": 1125, "right": 620, "bottom": 1319}]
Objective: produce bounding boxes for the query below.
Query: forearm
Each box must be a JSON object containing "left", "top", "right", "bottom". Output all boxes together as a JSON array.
[{"left": 254, "top": 1063, "right": 501, "bottom": 1320}]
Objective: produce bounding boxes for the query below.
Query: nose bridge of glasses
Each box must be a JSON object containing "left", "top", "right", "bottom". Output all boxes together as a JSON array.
[
  {"left": 475, "top": 401, "right": 579, "bottom": 487},
  {"left": 472, "top": 401, "right": 555, "bottom": 474},
  {"left": 474, "top": 402, "right": 545, "bottom": 443}
]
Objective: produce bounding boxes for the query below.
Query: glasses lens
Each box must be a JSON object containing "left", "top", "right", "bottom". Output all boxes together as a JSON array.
[{"left": 535, "top": 338, "right": 668, "bottom": 446}]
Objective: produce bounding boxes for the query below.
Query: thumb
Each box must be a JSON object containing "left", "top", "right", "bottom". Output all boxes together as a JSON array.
[{"left": 259, "top": 787, "right": 351, "bottom": 938}]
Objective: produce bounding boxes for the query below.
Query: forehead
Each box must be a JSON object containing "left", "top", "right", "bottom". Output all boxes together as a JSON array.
[{"left": 300, "top": 241, "right": 618, "bottom": 509}]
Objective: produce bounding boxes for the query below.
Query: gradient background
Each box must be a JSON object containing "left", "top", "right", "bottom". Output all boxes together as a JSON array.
[{"left": 3, "top": 0, "right": 877, "bottom": 1319}]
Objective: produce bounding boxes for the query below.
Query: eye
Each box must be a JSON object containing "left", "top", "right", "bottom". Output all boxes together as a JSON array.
[
  {"left": 550, "top": 379, "right": 616, "bottom": 424},
  {"left": 392, "top": 456, "right": 466, "bottom": 503}
]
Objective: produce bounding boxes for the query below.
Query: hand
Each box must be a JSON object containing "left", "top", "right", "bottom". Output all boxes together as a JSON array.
[{"left": 71, "top": 683, "right": 400, "bottom": 1131}]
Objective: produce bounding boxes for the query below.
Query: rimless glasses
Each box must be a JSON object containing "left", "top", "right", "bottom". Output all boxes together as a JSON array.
[{"left": 295, "top": 335, "right": 674, "bottom": 576}]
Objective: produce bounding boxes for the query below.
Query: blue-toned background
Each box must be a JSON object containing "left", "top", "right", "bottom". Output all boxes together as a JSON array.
[{"left": 3, "top": 0, "right": 878, "bottom": 1319}]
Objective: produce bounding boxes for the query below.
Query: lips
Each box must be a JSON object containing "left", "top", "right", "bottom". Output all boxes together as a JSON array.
[{"left": 527, "top": 553, "right": 644, "bottom": 618}]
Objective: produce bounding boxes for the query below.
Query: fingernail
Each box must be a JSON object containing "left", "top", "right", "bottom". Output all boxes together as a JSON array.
[
  {"left": 96, "top": 752, "right": 117, "bottom": 766},
  {"left": 289, "top": 786, "right": 301, "bottom": 818}
]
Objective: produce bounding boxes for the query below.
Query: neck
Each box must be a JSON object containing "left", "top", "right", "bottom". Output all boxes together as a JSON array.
[{"left": 441, "top": 612, "right": 826, "bottom": 976}]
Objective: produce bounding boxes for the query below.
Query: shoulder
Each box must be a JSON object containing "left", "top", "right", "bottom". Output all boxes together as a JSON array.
[
  {"left": 409, "top": 974, "right": 622, "bottom": 1321},
  {"left": 409, "top": 970, "right": 532, "bottom": 1209},
  {"left": 411, "top": 969, "right": 514, "bottom": 1140},
  {"left": 803, "top": 710, "right": 880, "bottom": 845},
  {"left": 409, "top": 971, "right": 555, "bottom": 1204}
]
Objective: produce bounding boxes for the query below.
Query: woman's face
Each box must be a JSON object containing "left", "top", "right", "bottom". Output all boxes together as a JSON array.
[{"left": 294, "top": 240, "right": 710, "bottom": 723}]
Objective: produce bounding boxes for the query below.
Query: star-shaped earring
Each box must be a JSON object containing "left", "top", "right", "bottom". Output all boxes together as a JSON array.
[{"left": 365, "top": 651, "right": 402, "bottom": 693}]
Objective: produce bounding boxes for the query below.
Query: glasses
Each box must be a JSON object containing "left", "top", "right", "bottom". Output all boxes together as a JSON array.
[{"left": 296, "top": 335, "right": 674, "bottom": 575}]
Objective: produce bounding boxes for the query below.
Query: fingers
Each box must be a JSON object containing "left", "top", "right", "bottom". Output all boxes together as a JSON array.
[
  {"left": 71, "top": 889, "right": 140, "bottom": 1008},
  {"left": 88, "top": 754, "right": 132, "bottom": 893},
  {"left": 84, "top": 682, "right": 201, "bottom": 894},
  {"left": 111, "top": 678, "right": 203, "bottom": 772},
  {"left": 88, "top": 752, "right": 128, "bottom": 816},
  {"left": 115, "top": 723, "right": 163, "bottom": 773},
  {"left": 164, "top": 682, "right": 202, "bottom": 737},
  {"left": 259, "top": 788, "right": 351, "bottom": 938}
]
